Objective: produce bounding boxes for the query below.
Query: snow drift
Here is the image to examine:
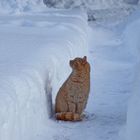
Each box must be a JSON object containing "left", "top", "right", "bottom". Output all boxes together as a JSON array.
[
  {"left": 0, "top": 9, "right": 89, "bottom": 140},
  {"left": 43, "top": 0, "right": 135, "bottom": 21},
  {"left": 43, "top": 0, "right": 125, "bottom": 9},
  {"left": 0, "top": 0, "right": 45, "bottom": 14},
  {"left": 119, "top": 10, "right": 140, "bottom": 140},
  {"left": 0, "top": 0, "right": 135, "bottom": 14}
]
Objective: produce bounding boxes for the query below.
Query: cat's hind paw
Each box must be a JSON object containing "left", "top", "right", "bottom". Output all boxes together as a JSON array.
[{"left": 55, "top": 112, "right": 82, "bottom": 121}]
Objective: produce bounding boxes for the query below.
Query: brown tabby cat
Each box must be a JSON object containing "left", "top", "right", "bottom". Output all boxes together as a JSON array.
[{"left": 55, "top": 56, "right": 90, "bottom": 121}]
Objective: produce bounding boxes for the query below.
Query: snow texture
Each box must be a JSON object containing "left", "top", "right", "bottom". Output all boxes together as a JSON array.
[
  {"left": 124, "top": 0, "right": 139, "bottom": 4},
  {"left": 43, "top": 0, "right": 125, "bottom": 9},
  {"left": 43, "top": 0, "right": 136, "bottom": 21},
  {"left": 119, "top": 10, "right": 140, "bottom": 140},
  {"left": 0, "top": 0, "right": 135, "bottom": 16},
  {"left": 0, "top": 1, "right": 140, "bottom": 140},
  {"left": 0, "top": 0, "right": 45, "bottom": 14},
  {"left": 0, "top": 9, "right": 89, "bottom": 140}
]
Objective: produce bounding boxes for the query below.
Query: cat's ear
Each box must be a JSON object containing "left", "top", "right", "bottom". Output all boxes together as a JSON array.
[
  {"left": 83, "top": 56, "right": 87, "bottom": 65},
  {"left": 83, "top": 56, "right": 87, "bottom": 61},
  {"left": 69, "top": 60, "right": 73, "bottom": 67}
]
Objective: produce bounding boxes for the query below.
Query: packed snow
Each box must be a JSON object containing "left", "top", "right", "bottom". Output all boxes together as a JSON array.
[
  {"left": 118, "top": 9, "right": 140, "bottom": 140},
  {"left": 0, "top": 0, "right": 45, "bottom": 14},
  {"left": 43, "top": 0, "right": 129, "bottom": 9},
  {"left": 0, "top": 0, "right": 140, "bottom": 140},
  {"left": 0, "top": 9, "right": 89, "bottom": 140}
]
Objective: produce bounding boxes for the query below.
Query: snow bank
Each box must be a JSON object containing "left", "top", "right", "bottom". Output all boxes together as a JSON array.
[
  {"left": 124, "top": 0, "right": 139, "bottom": 4},
  {"left": 43, "top": 0, "right": 125, "bottom": 10},
  {"left": 0, "top": 0, "right": 45, "bottom": 14},
  {"left": 120, "top": 10, "right": 140, "bottom": 140},
  {"left": 0, "top": 9, "right": 89, "bottom": 140},
  {"left": 43, "top": 0, "right": 135, "bottom": 21},
  {"left": 0, "top": 0, "right": 131, "bottom": 15}
]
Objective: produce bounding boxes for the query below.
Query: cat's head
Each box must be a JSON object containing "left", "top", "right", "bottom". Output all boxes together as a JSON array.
[{"left": 69, "top": 56, "right": 90, "bottom": 72}]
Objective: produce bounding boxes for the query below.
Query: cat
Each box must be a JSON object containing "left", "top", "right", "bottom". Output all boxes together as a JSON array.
[{"left": 55, "top": 56, "right": 90, "bottom": 121}]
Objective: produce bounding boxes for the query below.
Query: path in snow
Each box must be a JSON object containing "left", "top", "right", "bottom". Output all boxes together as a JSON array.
[
  {"left": 9, "top": 6, "right": 138, "bottom": 140},
  {"left": 45, "top": 23, "right": 135, "bottom": 140},
  {"left": 86, "top": 25, "right": 134, "bottom": 140},
  {"left": 75, "top": 8, "right": 138, "bottom": 140}
]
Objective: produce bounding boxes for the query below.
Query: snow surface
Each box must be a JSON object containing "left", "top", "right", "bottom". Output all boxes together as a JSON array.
[
  {"left": 0, "top": 1, "right": 140, "bottom": 140},
  {"left": 0, "top": 9, "right": 89, "bottom": 140},
  {"left": 0, "top": 0, "right": 45, "bottom": 14},
  {"left": 43, "top": 0, "right": 126, "bottom": 9},
  {"left": 119, "top": 10, "right": 140, "bottom": 140},
  {"left": 43, "top": 0, "right": 136, "bottom": 21},
  {"left": 0, "top": 0, "right": 127, "bottom": 13}
]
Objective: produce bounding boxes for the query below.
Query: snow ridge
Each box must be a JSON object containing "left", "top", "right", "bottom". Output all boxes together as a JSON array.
[
  {"left": 0, "top": 0, "right": 45, "bottom": 14},
  {"left": 0, "top": 9, "right": 89, "bottom": 140}
]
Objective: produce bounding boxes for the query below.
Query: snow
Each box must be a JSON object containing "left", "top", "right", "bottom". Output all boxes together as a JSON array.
[
  {"left": 0, "top": 9, "right": 89, "bottom": 140},
  {"left": 124, "top": 0, "right": 139, "bottom": 4},
  {"left": 0, "top": 0, "right": 45, "bottom": 14},
  {"left": 43, "top": 0, "right": 135, "bottom": 21},
  {"left": 119, "top": 10, "right": 140, "bottom": 140},
  {"left": 0, "top": 1, "right": 140, "bottom": 140},
  {"left": 43, "top": 0, "right": 125, "bottom": 9},
  {"left": 86, "top": 24, "right": 134, "bottom": 140}
]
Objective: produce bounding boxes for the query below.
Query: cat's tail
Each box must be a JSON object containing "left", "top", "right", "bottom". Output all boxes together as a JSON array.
[{"left": 55, "top": 112, "right": 82, "bottom": 121}]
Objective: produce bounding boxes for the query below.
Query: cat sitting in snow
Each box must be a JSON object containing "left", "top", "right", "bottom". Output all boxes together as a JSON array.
[{"left": 55, "top": 56, "right": 90, "bottom": 121}]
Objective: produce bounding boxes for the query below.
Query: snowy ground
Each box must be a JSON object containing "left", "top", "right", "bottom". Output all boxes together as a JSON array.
[
  {"left": 0, "top": 9, "right": 89, "bottom": 140},
  {"left": 42, "top": 27, "right": 133, "bottom": 140},
  {"left": 44, "top": 19, "right": 136, "bottom": 140},
  {"left": 0, "top": 3, "right": 139, "bottom": 140}
]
